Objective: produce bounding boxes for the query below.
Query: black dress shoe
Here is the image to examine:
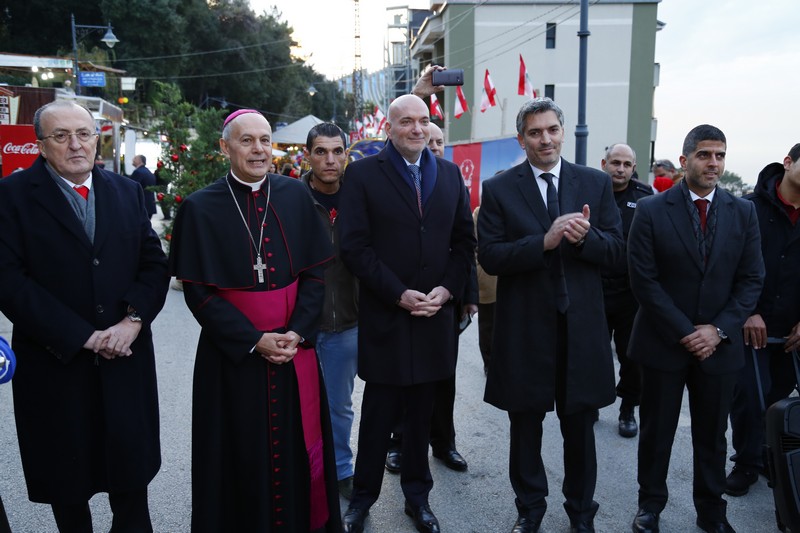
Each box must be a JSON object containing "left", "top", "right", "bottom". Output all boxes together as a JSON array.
[
  {"left": 570, "top": 520, "right": 595, "bottom": 532},
  {"left": 432, "top": 449, "right": 468, "bottom": 471},
  {"left": 618, "top": 408, "right": 638, "bottom": 438},
  {"left": 696, "top": 517, "right": 736, "bottom": 533},
  {"left": 511, "top": 515, "right": 543, "bottom": 533},
  {"left": 385, "top": 450, "right": 402, "bottom": 473},
  {"left": 631, "top": 509, "right": 659, "bottom": 533},
  {"left": 404, "top": 501, "right": 440, "bottom": 533},
  {"left": 724, "top": 465, "right": 758, "bottom": 496},
  {"left": 342, "top": 507, "right": 369, "bottom": 533}
]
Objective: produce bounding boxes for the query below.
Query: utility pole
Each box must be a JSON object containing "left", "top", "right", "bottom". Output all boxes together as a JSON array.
[
  {"left": 352, "top": 0, "right": 364, "bottom": 131},
  {"left": 575, "top": 0, "right": 589, "bottom": 165}
]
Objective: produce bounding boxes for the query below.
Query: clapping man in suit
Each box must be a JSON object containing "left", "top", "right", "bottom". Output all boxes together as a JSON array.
[
  {"left": 338, "top": 94, "right": 474, "bottom": 533},
  {"left": 628, "top": 124, "right": 764, "bottom": 533},
  {"left": 477, "top": 97, "right": 623, "bottom": 533}
]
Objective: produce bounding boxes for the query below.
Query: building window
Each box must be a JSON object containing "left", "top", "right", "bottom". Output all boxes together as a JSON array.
[
  {"left": 546, "top": 23, "right": 556, "bottom": 49},
  {"left": 544, "top": 84, "right": 555, "bottom": 100}
]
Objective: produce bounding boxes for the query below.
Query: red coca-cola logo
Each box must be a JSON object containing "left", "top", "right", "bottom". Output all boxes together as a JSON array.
[{"left": 3, "top": 142, "right": 39, "bottom": 155}]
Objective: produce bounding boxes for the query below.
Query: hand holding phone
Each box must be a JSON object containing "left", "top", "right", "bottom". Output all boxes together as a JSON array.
[{"left": 431, "top": 69, "right": 464, "bottom": 87}]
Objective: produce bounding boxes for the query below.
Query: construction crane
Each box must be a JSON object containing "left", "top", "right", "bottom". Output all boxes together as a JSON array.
[{"left": 352, "top": 0, "right": 364, "bottom": 129}]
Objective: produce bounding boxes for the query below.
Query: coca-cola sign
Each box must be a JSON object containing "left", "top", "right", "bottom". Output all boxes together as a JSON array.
[
  {"left": 0, "top": 125, "right": 39, "bottom": 177},
  {"left": 3, "top": 142, "right": 39, "bottom": 155}
]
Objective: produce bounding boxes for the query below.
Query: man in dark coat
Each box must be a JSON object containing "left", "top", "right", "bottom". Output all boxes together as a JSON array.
[
  {"left": 169, "top": 109, "right": 341, "bottom": 532},
  {"left": 477, "top": 97, "right": 623, "bottom": 533},
  {"left": 627, "top": 124, "right": 764, "bottom": 533},
  {"left": 338, "top": 94, "right": 475, "bottom": 533},
  {"left": 0, "top": 100, "right": 169, "bottom": 531},
  {"left": 600, "top": 143, "right": 653, "bottom": 438},
  {"left": 131, "top": 154, "right": 157, "bottom": 218},
  {"left": 726, "top": 143, "right": 800, "bottom": 496}
]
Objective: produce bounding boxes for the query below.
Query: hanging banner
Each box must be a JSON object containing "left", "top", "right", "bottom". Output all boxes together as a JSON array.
[{"left": 0, "top": 124, "right": 39, "bottom": 177}]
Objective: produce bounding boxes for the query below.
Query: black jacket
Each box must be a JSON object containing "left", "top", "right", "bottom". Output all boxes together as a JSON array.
[
  {"left": 745, "top": 163, "right": 800, "bottom": 336},
  {"left": 302, "top": 171, "right": 359, "bottom": 332}
]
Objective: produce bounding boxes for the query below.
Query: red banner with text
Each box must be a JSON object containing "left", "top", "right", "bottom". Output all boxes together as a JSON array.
[
  {"left": 1, "top": 125, "right": 39, "bottom": 177},
  {"left": 451, "top": 143, "right": 482, "bottom": 211}
]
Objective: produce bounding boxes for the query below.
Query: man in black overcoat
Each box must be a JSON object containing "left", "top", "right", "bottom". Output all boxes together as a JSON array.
[
  {"left": 0, "top": 100, "right": 169, "bottom": 531},
  {"left": 477, "top": 97, "right": 623, "bottom": 533},
  {"left": 338, "top": 94, "right": 475, "bottom": 533},
  {"left": 627, "top": 125, "right": 764, "bottom": 533},
  {"left": 130, "top": 154, "right": 157, "bottom": 218}
]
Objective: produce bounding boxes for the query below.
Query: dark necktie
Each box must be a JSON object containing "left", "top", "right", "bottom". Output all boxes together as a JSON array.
[
  {"left": 541, "top": 172, "right": 560, "bottom": 221},
  {"left": 409, "top": 164, "right": 422, "bottom": 215},
  {"left": 541, "top": 172, "right": 569, "bottom": 313},
  {"left": 74, "top": 185, "right": 89, "bottom": 201},
  {"left": 694, "top": 198, "right": 709, "bottom": 232}
]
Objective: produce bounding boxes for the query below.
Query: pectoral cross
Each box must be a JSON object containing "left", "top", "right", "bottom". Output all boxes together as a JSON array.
[{"left": 253, "top": 255, "right": 267, "bottom": 283}]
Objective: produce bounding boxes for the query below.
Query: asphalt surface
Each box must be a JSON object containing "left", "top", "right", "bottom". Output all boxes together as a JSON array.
[{"left": 0, "top": 240, "right": 777, "bottom": 532}]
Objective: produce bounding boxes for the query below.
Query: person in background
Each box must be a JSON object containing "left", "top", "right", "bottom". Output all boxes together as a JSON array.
[
  {"left": 0, "top": 100, "right": 169, "bottom": 532},
  {"left": 131, "top": 154, "right": 157, "bottom": 219},
  {"left": 652, "top": 159, "right": 677, "bottom": 193},
  {"left": 726, "top": 143, "right": 800, "bottom": 497},
  {"left": 473, "top": 205, "right": 497, "bottom": 376},
  {"left": 301, "top": 122, "right": 360, "bottom": 500},
  {"left": 600, "top": 143, "right": 653, "bottom": 438}
]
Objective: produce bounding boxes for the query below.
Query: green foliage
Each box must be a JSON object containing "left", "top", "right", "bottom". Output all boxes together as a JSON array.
[
  {"left": 718, "top": 170, "right": 751, "bottom": 197},
  {"left": 152, "top": 82, "right": 228, "bottom": 244}
]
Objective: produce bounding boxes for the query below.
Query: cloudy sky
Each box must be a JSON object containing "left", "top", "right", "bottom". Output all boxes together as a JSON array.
[{"left": 253, "top": 0, "right": 799, "bottom": 182}]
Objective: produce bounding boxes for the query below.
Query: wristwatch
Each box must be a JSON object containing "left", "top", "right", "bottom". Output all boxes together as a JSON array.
[
  {"left": 715, "top": 327, "right": 727, "bottom": 340},
  {"left": 127, "top": 306, "right": 142, "bottom": 323}
]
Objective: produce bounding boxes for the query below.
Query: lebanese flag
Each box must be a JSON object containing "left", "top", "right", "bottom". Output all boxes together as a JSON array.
[
  {"left": 480, "top": 69, "right": 497, "bottom": 112},
  {"left": 454, "top": 85, "right": 469, "bottom": 119},
  {"left": 518, "top": 54, "right": 537, "bottom": 98},
  {"left": 430, "top": 93, "right": 444, "bottom": 120},
  {"left": 355, "top": 119, "right": 364, "bottom": 139},
  {"left": 373, "top": 106, "right": 386, "bottom": 134}
]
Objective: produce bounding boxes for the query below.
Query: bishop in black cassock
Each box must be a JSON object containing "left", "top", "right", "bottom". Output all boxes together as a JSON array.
[{"left": 169, "top": 109, "right": 340, "bottom": 532}]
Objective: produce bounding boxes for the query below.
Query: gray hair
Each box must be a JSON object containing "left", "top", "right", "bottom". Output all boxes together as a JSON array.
[
  {"left": 33, "top": 100, "right": 94, "bottom": 139},
  {"left": 515, "top": 97, "right": 565, "bottom": 136}
]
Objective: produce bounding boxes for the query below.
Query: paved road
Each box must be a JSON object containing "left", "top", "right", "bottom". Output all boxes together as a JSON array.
[{"left": 0, "top": 284, "right": 777, "bottom": 532}]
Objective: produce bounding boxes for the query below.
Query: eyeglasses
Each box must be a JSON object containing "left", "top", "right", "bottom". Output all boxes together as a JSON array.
[{"left": 40, "top": 130, "right": 98, "bottom": 144}]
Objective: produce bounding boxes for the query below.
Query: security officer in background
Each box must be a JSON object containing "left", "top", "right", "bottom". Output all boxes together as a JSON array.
[{"left": 600, "top": 143, "right": 653, "bottom": 438}]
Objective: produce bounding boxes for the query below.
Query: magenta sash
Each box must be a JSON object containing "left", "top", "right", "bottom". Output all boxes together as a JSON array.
[{"left": 217, "top": 281, "right": 329, "bottom": 529}]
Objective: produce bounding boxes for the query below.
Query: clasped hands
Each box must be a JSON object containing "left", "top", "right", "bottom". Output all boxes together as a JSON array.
[
  {"left": 399, "top": 286, "right": 451, "bottom": 317},
  {"left": 544, "top": 204, "right": 591, "bottom": 251},
  {"left": 255, "top": 331, "right": 303, "bottom": 365},
  {"left": 84, "top": 318, "right": 142, "bottom": 360},
  {"left": 681, "top": 324, "right": 721, "bottom": 361}
]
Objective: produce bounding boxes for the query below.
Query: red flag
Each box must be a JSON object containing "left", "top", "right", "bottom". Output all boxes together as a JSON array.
[
  {"left": 373, "top": 106, "right": 386, "bottom": 134},
  {"left": 355, "top": 119, "right": 364, "bottom": 139},
  {"left": 518, "top": 54, "right": 536, "bottom": 98},
  {"left": 480, "top": 69, "right": 497, "bottom": 113},
  {"left": 430, "top": 93, "right": 444, "bottom": 120},
  {"left": 455, "top": 86, "right": 469, "bottom": 119}
]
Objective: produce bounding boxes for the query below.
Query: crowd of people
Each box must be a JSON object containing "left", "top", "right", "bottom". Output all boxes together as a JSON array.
[{"left": 0, "top": 67, "right": 798, "bottom": 533}]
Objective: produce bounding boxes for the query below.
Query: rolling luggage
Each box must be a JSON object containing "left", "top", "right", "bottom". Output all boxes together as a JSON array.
[{"left": 764, "top": 338, "right": 800, "bottom": 532}]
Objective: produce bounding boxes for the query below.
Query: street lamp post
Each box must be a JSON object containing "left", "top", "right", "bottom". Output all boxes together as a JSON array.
[{"left": 71, "top": 13, "right": 120, "bottom": 96}]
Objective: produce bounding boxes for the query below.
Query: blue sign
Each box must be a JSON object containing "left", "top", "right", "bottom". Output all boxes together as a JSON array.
[{"left": 78, "top": 71, "right": 106, "bottom": 87}]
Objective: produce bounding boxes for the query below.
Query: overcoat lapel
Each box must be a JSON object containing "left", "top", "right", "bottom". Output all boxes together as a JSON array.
[
  {"left": 91, "top": 168, "right": 111, "bottom": 251},
  {"left": 559, "top": 159, "right": 580, "bottom": 215},
  {"left": 377, "top": 151, "right": 423, "bottom": 218},
  {"left": 515, "top": 162, "right": 551, "bottom": 231},
  {"left": 29, "top": 161, "right": 93, "bottom": 251},
  {"left": 664, "top": 187, "right": 704, "bottom": 271},
  {"left": 705, "top": 191, "right": 732, "bottom": 272}
]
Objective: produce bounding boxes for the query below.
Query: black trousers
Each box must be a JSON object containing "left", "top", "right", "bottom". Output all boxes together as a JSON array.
[
  {"left": 508, "top": 313, "right": 599, "bottom": 524},
  {"left": 0, "top": 494, "right": 11, "bottom": 533},
  {"left": 51, "top": 489, "right": 152, "bottom": 533},
  {"left": 729, "top": 343, "right": 797, "bottom": 469},
  {"left": 351, "top": 382, "right": 437, "bottom": 509},
  {"left": 604, "top": 290, "right": 641, "bottom": 405},
  {"left": 638, "top": 364, "right": 736, "bottom": 521}
]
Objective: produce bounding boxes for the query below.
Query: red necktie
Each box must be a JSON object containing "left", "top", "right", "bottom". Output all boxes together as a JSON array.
[
  {"left": 74, "top": 185, "right": 89, "bottom": 201},
  {"left": 694, "top": 198, "right": 709, "bottom": 232}
]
